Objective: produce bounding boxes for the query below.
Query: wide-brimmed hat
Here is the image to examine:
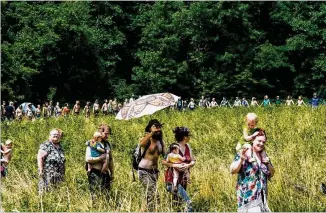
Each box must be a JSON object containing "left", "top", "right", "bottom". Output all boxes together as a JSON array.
[{"left": 145, "top": 119, "right": 164, "bottom": 132}]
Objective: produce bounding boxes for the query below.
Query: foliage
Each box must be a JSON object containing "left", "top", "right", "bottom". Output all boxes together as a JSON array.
[{"left": 1, "top": 1, "right": 326, "bottom": 102}]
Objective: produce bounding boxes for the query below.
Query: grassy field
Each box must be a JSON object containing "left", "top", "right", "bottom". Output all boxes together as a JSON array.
[{"left": 1, "top": 107, "right": 326, "bottom": 212}]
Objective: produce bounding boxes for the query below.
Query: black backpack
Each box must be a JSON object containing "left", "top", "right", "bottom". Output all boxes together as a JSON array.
[{"left": 132, "top": 142, "right": 150, "bottom": 169}]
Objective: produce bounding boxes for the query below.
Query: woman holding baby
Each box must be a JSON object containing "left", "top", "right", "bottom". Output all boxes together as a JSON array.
[{"left": 163, "top": 126, "right": 196, "bottom": 212}]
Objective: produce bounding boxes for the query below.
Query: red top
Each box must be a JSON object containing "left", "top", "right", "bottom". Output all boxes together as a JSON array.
[{"left": 165, "top": 143, "right": 191, "bottom": 189}]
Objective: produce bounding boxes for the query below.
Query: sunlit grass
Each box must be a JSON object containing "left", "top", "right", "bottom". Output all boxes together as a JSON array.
[{"left": 1, "top": 106, "right": 326, "bottom": 212}]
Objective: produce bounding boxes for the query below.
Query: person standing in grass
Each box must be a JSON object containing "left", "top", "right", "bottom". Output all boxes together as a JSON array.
[
  {"left": 108, "top": 100, "right": 113, "bottom": 114},
  {"left": 261, "top": 95, "right": 271, "bottom": 107},
  {"left": 37, "top": 129, "right": 65, "bottom": 193},
  {"left": 310, "top": 93, "right": 320, "bottom": 108},
  {"left": 211, "top": 98, "right": 219, "bottom": 107},
  {"left": 220, "top": 97, "right": 232, "bottom": 107},
  {"left": 241, "top": 97, "right": 249, "bottom": 107},
  {"left": 176, "top": 98, "right": 183, "bottom": 111},
  {"left": 54, "top": 102, "right": 62, "bottom": 117},
  {"left": 297, "top": 96, "right": 307, "bottom": 106},
  {"left": 5, "top": 101, "right": 15, "bottom": 121},
  {"left": 233, "top": 97, "right": 242, "bottom": 107},
  {"left": 85, "top": 124, "right": 114, "bottom": 200},
  {"left": 26, "top": 104, "right": 34, "bottom": 120},
  {"left": 93, "top": 99, "right": 100, "bottom": 117},
  {"left": 1, "top": 101, "right": 6, "bottom": 120},
  {"left": 188, "top": 98, "right": 197, "bottom": 110},
  {"left": 138, "top": 119, "right": 166, "bottom": 211},
  {"left": 163, "top": 127, "right": 195, "bottom": 212},
  {"left": 35, "top": 104, "right": 42, "bottom": 119},
  {"left": 274, "top": 96, "right": 282, "bottom": 106},
  {"left": 112, "top": 98, "right": 118, "bottom": 114},
  {"left": 15, "top": 106, "right": 23, "bottom": 121},
  {"left": 101, "top": 99, "right": 109, "bottom": 115},
  {"left": 285, "top": 96, "right": 295, "bottom": 106},
  {"left": 42, "top": 102, "right": 49, "bottom": 118},
  {"left": 230, "top": 130, "right": 275, "bottom": 212},
  {"left": 48, "top": 101, "right": 54, "bottom": 117},
  {"left": 250, "top": 97, "right": 259, "bottom": 107},
  {"left": 83, "top": 102, "right": 91, "bottom": 118},
  {"left": 73, "top": 100, "right": 81, "bottom": 115},
  {"left": 62, "top": 103, "right": 70, "bottom": 117}
]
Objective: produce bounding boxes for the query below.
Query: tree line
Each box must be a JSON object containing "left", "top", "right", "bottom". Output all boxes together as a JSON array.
[{"left": 1, "top": 1, "right": 326, "bottom": 103}]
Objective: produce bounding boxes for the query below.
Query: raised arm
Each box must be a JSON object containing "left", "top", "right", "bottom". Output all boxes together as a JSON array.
[
  {"left": 230, "top": 149, "right": 247, "bottom": 174},
  {"left": 243, "top": 128, "right": 259, "bottom": 141},
  {"left": 139, "top": 132, "right": 153, "bottom": 147}
]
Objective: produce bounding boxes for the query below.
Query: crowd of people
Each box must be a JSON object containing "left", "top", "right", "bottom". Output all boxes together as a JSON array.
[
  {"left": 2, "top": 111, "right": 283, "bottom": 212},
  {"left": 1, "top": 93, "right": 324, "bottom": 121}
]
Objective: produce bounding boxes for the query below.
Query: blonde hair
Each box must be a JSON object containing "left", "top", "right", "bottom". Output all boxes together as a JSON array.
[
  {"left": 5, "top": 139, "right": 12, "bottom": 145},
  {"left": 49, "top": 129, "right": 60, "bottom": 136},
  {"left": 245, "top": 113, "right": 258, "bottom": 122},
  {"left": 93, "top": 132, "right": 103, "bottom": 140}
]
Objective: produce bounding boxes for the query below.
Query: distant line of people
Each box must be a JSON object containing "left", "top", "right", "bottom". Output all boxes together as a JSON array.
[
  {"left": 175, "top": 93, "right": 324, "bottom": 110},
  {"left": 1, "top": 93, "right": 324, "bottom": 121}
]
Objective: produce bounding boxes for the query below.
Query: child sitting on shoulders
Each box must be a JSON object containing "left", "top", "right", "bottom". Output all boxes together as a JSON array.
[{"left": 236, "top": 113, "right": 269, "bottom": 163}]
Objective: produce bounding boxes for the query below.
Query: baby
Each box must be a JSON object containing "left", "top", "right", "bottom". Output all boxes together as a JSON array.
[
  {"left": 1, "top": 140, "right": 13, "bottom": 177},
  {"left": 236, "top": 113, "right": 269, "bottom": 163},
  {"left": 167, "top": 143, "right": 186, "bottom": 192},
  {"left": 87, "top": 132, "right": 107, "bottom": 173},
  {"left": 1, "top": 140, "right": 13, "bottom": 165}
]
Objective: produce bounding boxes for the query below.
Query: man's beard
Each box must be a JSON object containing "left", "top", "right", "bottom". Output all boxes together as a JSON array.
[{"left": 152, "top": 131, "right": 163, "bottom": 141}]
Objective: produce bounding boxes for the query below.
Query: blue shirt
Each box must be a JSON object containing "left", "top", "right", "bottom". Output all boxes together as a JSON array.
[{"left": 311, "top": 97, "right": 319, "bottom": 107}]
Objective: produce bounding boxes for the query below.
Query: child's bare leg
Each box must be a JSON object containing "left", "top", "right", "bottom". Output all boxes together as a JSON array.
[
  {"left": 173, "top": 169, "right": 179, "bottom": 192},
  {"left": 101, "top": 158, "right": 107, "bottom": 173},
  {"left": 87, "top": 163, "right": 92, "bottom": 172}
]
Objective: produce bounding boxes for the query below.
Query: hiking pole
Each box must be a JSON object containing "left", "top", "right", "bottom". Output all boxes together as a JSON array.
[{"left": 132, "top": 168, "right": 136, "bottom": 182}]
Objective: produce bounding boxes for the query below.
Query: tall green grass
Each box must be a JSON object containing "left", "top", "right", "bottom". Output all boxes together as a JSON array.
[{"left": 1, "top": 107, "right": 326, "bottom": 212}]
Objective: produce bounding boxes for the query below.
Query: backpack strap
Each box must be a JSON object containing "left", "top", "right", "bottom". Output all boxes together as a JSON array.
[{"left": 140, "top": 140, "right": 151, "bottom": 159}]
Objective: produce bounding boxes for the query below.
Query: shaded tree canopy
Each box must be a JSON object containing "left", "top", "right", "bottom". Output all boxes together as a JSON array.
[{"left": 1, "top": 1, "right": 326, "bottom": 103}]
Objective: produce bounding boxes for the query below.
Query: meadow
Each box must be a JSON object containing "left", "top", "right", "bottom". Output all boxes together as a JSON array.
[{"left": 1, "top": 106, "right": 326, "bottom": 212}]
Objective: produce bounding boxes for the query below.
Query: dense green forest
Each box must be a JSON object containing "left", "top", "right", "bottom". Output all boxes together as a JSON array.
[{"left": 1, "top": 1, "right": 326, "bottom": 103}]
